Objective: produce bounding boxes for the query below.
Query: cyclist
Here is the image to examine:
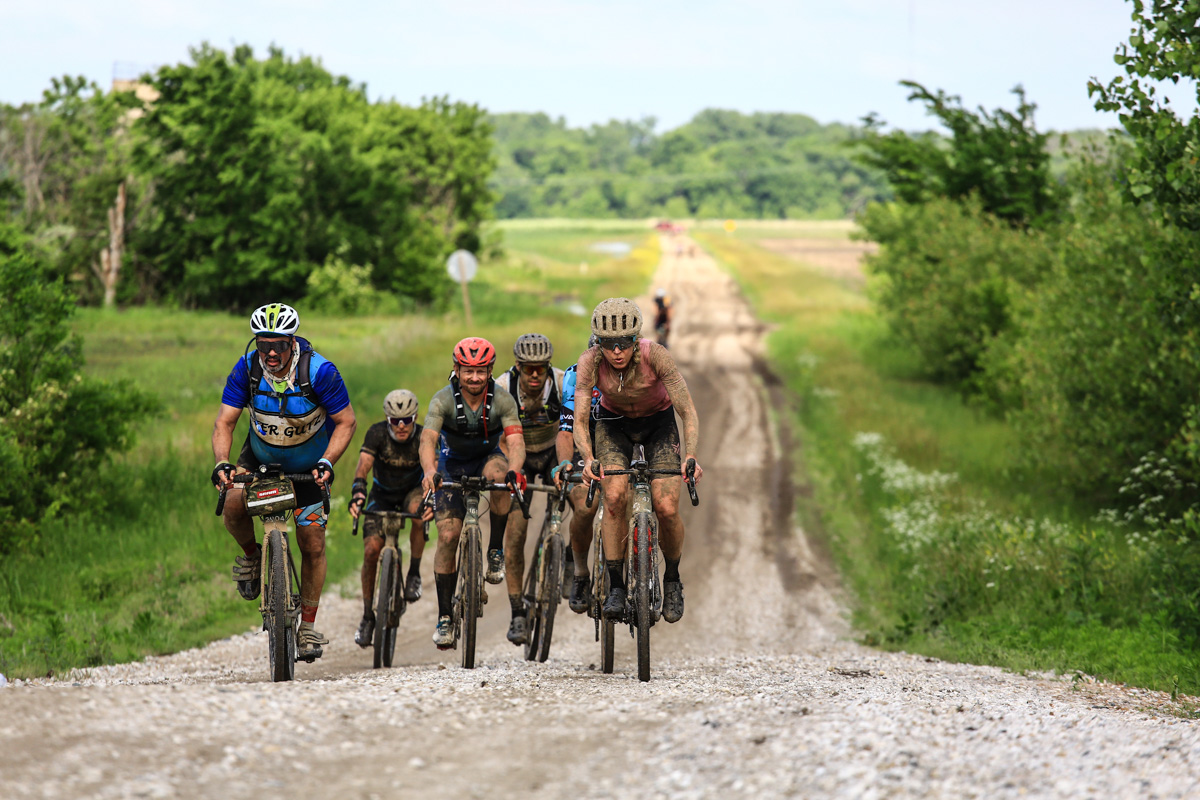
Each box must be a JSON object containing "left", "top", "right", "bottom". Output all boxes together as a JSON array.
[
  {"left": 211, "top": 303, "right": 357, "bottom": 661},
  {"left": 573, "top": 297, "right": 703, "bottom": 625},
  {"left": 653, "top": 288, "right": 673, "bottom": 348},
  {"left": 419, "top": 337, "right": 526, "bottom": 650},
  {"left": 493, "top": 333, "right": 566, "bottom": 645},
  {"left": 348, "top": 389, "right": 433, "bottom": 648},
  {"left": 554, "top": 334, "right": 603, "bottom": 615}
]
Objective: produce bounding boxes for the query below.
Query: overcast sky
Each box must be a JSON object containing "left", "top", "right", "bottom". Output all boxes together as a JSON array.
[{"left": 0, "top": 0, "right": 1173, "bottom": 133}]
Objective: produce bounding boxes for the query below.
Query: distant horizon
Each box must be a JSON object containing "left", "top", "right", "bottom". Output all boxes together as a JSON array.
[{"left": 3, "top": 1, "right": 1186, "bottom": 136}]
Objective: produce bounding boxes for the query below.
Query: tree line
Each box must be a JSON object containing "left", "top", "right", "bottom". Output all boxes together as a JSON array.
[
  {"left": 489, "top": 109, "right": 894, "bottom": 220},
  {"left": 855, "top": 1, "right": 1200, "bottom": 639},
  {"left": 0, "top": 44, "right": 494, "bottom": 312}
]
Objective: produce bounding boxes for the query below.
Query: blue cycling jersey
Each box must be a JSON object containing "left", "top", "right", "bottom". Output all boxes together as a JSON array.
[
  {"left": 221, "top": 337, "right": 350, "bottom": 472},
  {"left": 560, "top": 363, "right": 602, "bottom": 432}
]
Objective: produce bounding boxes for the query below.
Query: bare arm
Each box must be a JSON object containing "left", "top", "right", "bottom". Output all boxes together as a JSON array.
[
  {"left": 349, "top": 451, "right": 374, "bottom": 519},
  {"left": 419, "top": 427, "right": 441, "bottom": 495},
  {"left": 211, "top": 404, "right": 243, "bottom": 488},
  {"left": 505, "top": 432, "right": 526, "bottom": 475},
  {"left": 648, "top": 343, "right": 699, "bottom": 460},
  {"left": 573, "top": 349, "right": 598, "bottom": 466}
]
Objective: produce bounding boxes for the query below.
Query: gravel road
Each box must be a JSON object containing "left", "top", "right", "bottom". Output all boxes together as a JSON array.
[{"left": 2, "top": 239, "right": 1197, "bottom": 799}]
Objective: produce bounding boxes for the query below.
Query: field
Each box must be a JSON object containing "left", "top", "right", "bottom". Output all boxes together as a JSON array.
[
  {"left": 695, "top": 228, "right": 1200, "bottom": 695},
  {"left": 0, "top": 227, "right": 657, "bottom": 679}
]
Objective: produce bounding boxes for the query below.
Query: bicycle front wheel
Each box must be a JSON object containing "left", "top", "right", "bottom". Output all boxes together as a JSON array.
[
  {"left": 460, "top": 525, "right": 481, "bottom": 669},
  {"left": 522, "top": 539, "right": 541, "bottom": 662},
  {"left": 633, "top": 512, "right": 654, "bottom": 682},
  {"left": 266, "top": 529, "right": 294, "bottom": 683},
  {"left": 373, "top": 548, "right": 395, "bottom": 669},
  {"left": 537, "top": 534, "right": 564, "bottom": 662}
]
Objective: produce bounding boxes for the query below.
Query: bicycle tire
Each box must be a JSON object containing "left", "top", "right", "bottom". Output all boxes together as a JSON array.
[
  {"left": 373, "top": 548, "right": 395, "bottom": 669},
  {"left": 267, "top": 529, "right": 294, "bottom": 682},
  {"left": 600, "top": 566, "right": 615, "bottom": 674},
  {"left": 537, "top": 535, "right": 563, "bottom": 662},
  {"left": 461, "top": 525, "right": 481, "bottom": 669},
  {"left": 522, "top": 539, "right": 541, "bottom": 662},
  {"left": 634, "top": 512, "right": 654, "bottom": 682}
]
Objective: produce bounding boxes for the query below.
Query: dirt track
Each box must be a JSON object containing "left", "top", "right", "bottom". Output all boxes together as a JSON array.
[{"left": 1, "top": 238, "right": 1197, "bottom": 799}]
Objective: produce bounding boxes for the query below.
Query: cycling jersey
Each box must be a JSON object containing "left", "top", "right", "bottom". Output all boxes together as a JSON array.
[
  {"left": 423, "top": 378, "right": 522, "bottom": 461},
  {"left": 576, "top": 339, "right": 673, "bottom": 419},
  {"left": 360, "top": 421, "right": 424, "bottom": 498},
  {"left": 221, "top": 337, "right": 349, "bottom": 472},
  {"left": 494, "top": 366, "right": 565, "bottom": 453},
  {"left": 560, "top": 363, "right": 602, "bottom": 433}
]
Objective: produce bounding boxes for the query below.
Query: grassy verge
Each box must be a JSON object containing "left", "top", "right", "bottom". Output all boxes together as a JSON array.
[
  {"left": 0, "top": 231, "right": 657, "bottom": 679},
  {"left": 695, "top": 230, "right": 1200, "bottom": 696}
]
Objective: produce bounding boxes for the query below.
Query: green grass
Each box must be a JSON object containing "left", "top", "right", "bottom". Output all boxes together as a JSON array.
[
  {"left": 0, "top": 232, "right": 658, "bottom": 679},
  {"left": 696, "top": 230, "right": 1200, "bottom": 696}
]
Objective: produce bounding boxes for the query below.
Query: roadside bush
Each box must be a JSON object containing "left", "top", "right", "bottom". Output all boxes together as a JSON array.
[
  {"left": 996, "top": 162, "right": 1200, "bottom": 497},
  {"left": 857, "top": 195, "right": 1053, "bottom": 392},
  {"left": 304, "top": 255, "right": 411, "bottom": 316},
  {"left": 0, "top": 226, "right": 157, "bottom": 552}
]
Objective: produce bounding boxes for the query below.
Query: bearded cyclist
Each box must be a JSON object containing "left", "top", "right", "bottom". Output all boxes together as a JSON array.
[
  {"left": 211, "top": 303, "right": 357, "bottom": 660},
  {"left": 493, "top": 333, "right": 567, "bottom": 645},
  {"left": 573, "top": 297, "right": 702, "bottom": 624},
  {"left": 554, "top": 334, "right": 603, "bottom": 614},
  {"left": 348, "top": 389, "right": 434, "bottom": 648},
  {"left": 419, "top": 338, "right": 526, "bottom": 650}
]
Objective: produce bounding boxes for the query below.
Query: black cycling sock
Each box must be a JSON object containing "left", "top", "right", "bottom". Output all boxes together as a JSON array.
[
  {"left": 488, "top": 511, "right": 507, "bottom": 551},
  {"left": 664, "top": 557, "right": 680, "bottom": 583},
  {"left": 435, "top": 572, "right": 456, "bottom": 618},
  {"left": 509, "top": 593, "right": 524, "bottom": 619},
  {"left": 407, "top": 556, "right": 421, "bottom": 576},
  {"left": 606, "top": 559, "right": 626, "bottom": 591}
]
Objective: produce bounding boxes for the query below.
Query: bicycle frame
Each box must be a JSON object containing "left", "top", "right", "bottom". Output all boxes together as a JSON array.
[
  {"left": 354, "top": 506, "right": 427, "bottom": 668},
  {"left": 524, "top": 481, "right": 573, "bottom": 661}
]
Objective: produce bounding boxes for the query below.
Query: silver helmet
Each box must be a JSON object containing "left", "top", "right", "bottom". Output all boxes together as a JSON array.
[
  {"left": 513, "top": 332, "right": 553, "bottom": 364},
  {"left": 590, "top": 297, "right": 643, "bottom": 338},
  {"left": 383, "top": 389, "right": 419, "bottom": 419}
]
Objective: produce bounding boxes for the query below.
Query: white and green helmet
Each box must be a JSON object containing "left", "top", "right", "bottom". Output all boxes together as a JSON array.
[{"left": 250, "top": 303, "right": 300, "bottom": 336}]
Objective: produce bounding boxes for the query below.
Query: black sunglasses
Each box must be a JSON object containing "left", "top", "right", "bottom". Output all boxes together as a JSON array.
[
  {"left": 598, "top": 335, "right": 637, "bottom": 352},
  {"left": 388, "top": 415, "right": 417, "bottom": 426},
  {"left": 255, "top": 338, "right": 293, "bottom": 355}
]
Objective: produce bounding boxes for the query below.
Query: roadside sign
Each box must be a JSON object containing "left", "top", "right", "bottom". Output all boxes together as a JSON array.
[
  {"left": 723, "top": 219, "right": 737, "bottom": 233},
  {"left": 446, "top": 250, "right": 478, "bottom": 283}
]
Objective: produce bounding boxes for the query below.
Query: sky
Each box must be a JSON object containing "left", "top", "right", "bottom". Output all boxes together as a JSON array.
[{"left": 0, "top": 0, "right": 1180, "bottom": 134}]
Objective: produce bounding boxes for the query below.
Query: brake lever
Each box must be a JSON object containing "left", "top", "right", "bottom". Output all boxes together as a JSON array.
[
  {"left": 685, "top": 458, "right": 699, "bottom": 507},
  {"left": 215, "top": 488, "right": 227, "bottom": 517},
  {"left": 586, "top": 460, "right": 602, "bottom": 507}
]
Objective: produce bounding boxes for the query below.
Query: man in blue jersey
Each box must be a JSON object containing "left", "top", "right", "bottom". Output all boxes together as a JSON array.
[
  {"left": 554, "top": 335, "right": 602, "bottom": 614},
  {"left": 211, "top": 303, "right": 357, "bottom": 660}
]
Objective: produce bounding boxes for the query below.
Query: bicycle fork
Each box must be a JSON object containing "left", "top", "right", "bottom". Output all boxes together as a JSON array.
[{"left": 259, "top": 516, "right": 300, "bottom": 631}]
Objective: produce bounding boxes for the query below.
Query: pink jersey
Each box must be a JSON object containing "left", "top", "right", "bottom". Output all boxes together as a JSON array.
[{"left": 597, "top": 339, "right": 672, "bottom": 418}]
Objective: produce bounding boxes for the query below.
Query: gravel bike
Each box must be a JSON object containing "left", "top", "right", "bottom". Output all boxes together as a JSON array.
[
  {"left": 522, "top": 478, "right": 581, "bottom": 662},
  {"left": 351, "top": 495, "right": 432, "bottom": 669},
  {"left": 216, "top": 464, "right": 329, "bottom": 683},
  {"left": 437, "top": 476, "right": 530, "bottom": 669},
  {"left": 587, "top": 447, "right": 698, "bottom": 681}
]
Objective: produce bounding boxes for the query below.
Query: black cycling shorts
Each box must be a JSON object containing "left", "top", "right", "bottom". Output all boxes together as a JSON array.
[{"left": 594, "top": 407, "right": 681, "bottom": 473}]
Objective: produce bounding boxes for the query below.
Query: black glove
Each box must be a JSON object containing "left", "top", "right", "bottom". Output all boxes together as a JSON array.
[
  {"left": 211, "top": 461, "right": 234, "bottom": 487},
  {"left": 315, "top": 458, "right": 335, "bottom": 485}
]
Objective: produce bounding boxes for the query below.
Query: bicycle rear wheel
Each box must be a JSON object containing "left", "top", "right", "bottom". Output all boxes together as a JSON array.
[
  {"left": 460, "top": 525, "right": 481, "bottom": 669},
  {"left": 633, "top": 512, "right": 654, "bottom": 682},
  {"left": 266, "top": 529, "right": 294, "bottom": 683},
  {"left": 537, "top": 535, "right": 563, "bottom": 662},
  {"left": 373, "top": 548, "right": 395, "bottom": 669}
]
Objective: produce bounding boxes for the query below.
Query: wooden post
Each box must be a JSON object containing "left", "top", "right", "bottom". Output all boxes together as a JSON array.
[{"left": 457, "top": 252, "right": 474, "bottom": 328}]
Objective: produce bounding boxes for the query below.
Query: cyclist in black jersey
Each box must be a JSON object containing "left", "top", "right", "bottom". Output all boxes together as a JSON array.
[{"left": 348, "top": 389, "right": 433, "bottom": 648}]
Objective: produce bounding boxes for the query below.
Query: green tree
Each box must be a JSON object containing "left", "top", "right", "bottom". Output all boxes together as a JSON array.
[
  {"left": 1089, "top": 0, "right": 1200, "bottom": 229},
  {"left": 857, "top": 82, "right": 1062, "bottom": 227},
  {"left": 0, "top": 220, "right": 156, "bottom": 551}
]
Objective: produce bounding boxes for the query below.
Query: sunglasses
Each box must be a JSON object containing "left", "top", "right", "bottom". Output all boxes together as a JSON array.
[
  {"left": 519, "top": 364, "right": 548, "bottom": 377},
  {"left": 598, "top": 336, "right": 637, "bottom": 352},
  {"left": 255, "top": 338, "right": 293, "bottom": 355},
  {"left": 388, "top": 415, "right": 417, "bottom": 426}
]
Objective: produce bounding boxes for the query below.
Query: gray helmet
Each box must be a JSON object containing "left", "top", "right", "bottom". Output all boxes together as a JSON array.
[
  {"left": 513, "top": 332, "right": 553, "bottom": 364},
  {"left": 383, "top": 389, "right": 419, "bottom": 419},
  {"left": 590, "top": 297, "right": 642, "bottom": 337}
]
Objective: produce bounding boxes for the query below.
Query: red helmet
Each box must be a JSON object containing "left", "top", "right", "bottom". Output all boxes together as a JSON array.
[{"left": 453, "top": 337, "right": 496, "bottom": 368}]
